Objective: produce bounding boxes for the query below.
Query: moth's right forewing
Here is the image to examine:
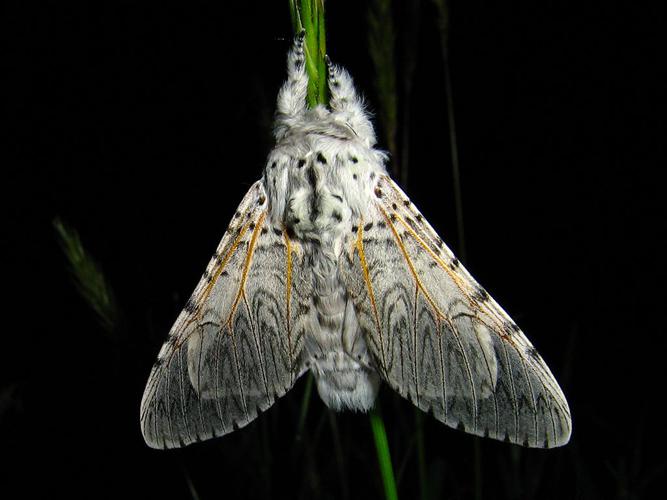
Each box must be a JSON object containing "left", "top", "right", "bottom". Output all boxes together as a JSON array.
[
  {"left": 140, "top": 181, "right": 311, "bottom": 449},
  {"left": 340, "top": 175, "right": 571, "bottom": 448}
]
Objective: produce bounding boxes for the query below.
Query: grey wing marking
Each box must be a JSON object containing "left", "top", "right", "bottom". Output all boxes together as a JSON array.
[
  {"left": 340, "top": 174, "right": 571, "bottom": 448},
  {"left": 140, "top": 181, "right": 312, "bottom": 449}
]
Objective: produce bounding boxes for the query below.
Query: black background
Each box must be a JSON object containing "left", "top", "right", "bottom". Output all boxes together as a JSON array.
[{"left": 3, "top": 1, "right": 664, "bottom": 498}]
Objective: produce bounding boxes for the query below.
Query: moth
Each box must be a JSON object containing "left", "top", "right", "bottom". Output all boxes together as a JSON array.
[{"left": 140, "top": 33, "right": 571, "bottom": 449}]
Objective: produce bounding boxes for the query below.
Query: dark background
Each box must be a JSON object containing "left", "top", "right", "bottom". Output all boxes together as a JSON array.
[{"left": 3, "top": 1, "right": 664, "bottom": 498}]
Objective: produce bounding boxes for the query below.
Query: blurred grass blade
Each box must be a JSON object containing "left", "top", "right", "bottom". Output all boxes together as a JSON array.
[
  {"left": 414, "top": 409, "right": 429, "bottom": 500},
  {"left": 370, "top": 405, "right": 399, "bottom": 500},
  {"left": 181, "top": 463, "right": 201, "bottom": 500},
  {"left": 289, "top": 0, "right": 328, "bottom": 107},
  {"left": 398, "top": 0, "right": 421, "bottom": 189},
  {"left": 368, "top": 0, "right": 398, "bottom": 179},
  {"left": 53, "top": 217, "right": 118, "bottom": 335},
  {"left": 295, "top": 372, "right": 314, "bottom": 441},
  {"left": 328, "top": 410, "right": 350, "bottom": 500},
  {"left": 431, "top": 1, "right": 477, "bottom": 498},
  {"left": 431, "top": 0, "right": 465, "bottom": 260}
]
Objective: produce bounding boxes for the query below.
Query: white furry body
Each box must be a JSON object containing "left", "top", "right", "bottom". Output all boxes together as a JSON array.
[{"left": 264, "top": 115, "right": 384, "bottom": 410}]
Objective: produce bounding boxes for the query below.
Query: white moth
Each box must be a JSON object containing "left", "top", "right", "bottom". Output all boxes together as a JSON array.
[{"left": 140, "top": 33, "right": 571, "bottom": 449}]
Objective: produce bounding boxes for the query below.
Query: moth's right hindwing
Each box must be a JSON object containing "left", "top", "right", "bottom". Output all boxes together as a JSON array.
[
  {"left": 140, "top": 181, "right": 311, "bottom": 449},
  {"left": 340, "top": 175, "right": 571, "bottom": 448}
]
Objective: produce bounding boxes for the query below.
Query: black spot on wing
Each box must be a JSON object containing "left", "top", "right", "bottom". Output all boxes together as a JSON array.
[
  {"left": 316, "top": 152, "right": 327, "bottom": 164},
  {"left": 526, "top": 346, "right": 541, "bottom": 361},
  {"left": 286, "top": 226, "right": 297, "bottom": 239},
  {"left": 184, "top": 297, "right": 197, "bottom": 314},
  {"left": 475, "top": 287, "right": 489, "bottom": 302}
]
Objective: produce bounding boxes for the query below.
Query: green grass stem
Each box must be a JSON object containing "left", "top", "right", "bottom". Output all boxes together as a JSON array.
[
  {"left": 289, "top": 0, "right": 328, "bottom": 107},
  {"left": 370, "top": 405, "right": 399, "bottom": 500}
]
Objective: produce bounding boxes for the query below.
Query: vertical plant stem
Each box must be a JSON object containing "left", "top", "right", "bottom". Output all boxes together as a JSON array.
[
  {"left": 370, "top": 405, "right": 399, "bottom": 500},
  {"left": 289, "top": 0, "right": 327, "bottom": 450},
  {"left": 368, "top": 0, "right": 399, "bottom": 179},
  {"left": 432, "top": 0, "right": 466, "bottom": 261},
  {"left": 181, "top": 463, "right": 201, "bottom": 500},
  {"left": 398, "top": 0, "right": 421, "bottom": 190},
  {"left": 295, "top": 373, "right": 314, "bottom": 441},
  {"left": 328, "top": 410, "right": 350, "bottom": 500},
  {"left": 431, "top": 1, "right": 478, "bottom": 498},
  {"left": 414, "top": 409, "right": 429, "bottom": 500},
  {"left": 289, "top": 0, "right": 328, "bottom": 107}
]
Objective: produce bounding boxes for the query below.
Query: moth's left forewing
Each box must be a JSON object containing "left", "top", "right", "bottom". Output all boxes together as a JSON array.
[
  {"left": 341, "top": 174, "right": 571, "bottom": 448},
  {"left": 140, "top": 181, "right": 312, "bottom": 449}
]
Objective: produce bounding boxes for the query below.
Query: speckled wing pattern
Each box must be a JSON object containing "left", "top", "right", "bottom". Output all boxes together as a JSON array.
[
  {"left": 340, "top": 174, "right": 571, "bottom": 448},
  {"left": 140, "top": 181, "right": 311, "bottom": 449}
]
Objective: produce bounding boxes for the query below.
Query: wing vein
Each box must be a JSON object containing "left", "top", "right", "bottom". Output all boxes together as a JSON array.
[{"left": 356, "top": 221, "right": 387, "bottom": 371}]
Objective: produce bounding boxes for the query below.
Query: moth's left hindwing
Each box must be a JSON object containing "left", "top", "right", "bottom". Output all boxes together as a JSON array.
[
  {"left": 340, "top": 175, "right": 571, "bottom": 448},
  {"left": 140, "top": 181, "right": 311, "bottom": 449}
]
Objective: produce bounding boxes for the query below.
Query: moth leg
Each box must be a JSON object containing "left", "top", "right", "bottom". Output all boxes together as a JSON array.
[
  {"left": 326, "top": 56, "right": 377, "bottom": 146},
  {"left": 274, "top": 31, "right": 308, "bottom": 139}
]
